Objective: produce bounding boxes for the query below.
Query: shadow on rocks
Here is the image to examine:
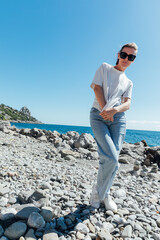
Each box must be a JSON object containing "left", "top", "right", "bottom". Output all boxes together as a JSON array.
[
  {"left": 44, "top": 204, "right": 96, "bottom": 237},
  {"left": 0, "top": 204, "right": 97, "bottom": 239}
]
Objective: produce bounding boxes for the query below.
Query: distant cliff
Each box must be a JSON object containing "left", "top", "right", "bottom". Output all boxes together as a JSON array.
[{"left": 0, "top": 104, "right": 41, "bottom": 123}]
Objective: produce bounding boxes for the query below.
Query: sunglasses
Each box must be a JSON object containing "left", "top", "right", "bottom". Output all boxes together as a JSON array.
[{"left": 120, "top": 51, "right": 136, "bottom": 61}]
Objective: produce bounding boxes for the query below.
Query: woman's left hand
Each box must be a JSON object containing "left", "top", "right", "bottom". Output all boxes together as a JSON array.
[{"left": 100, "top": 108, "right": 117, "bottom": 121}]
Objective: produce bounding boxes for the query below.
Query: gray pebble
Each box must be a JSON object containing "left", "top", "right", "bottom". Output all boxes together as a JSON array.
[
  {"left": 27, "top": 212, "right": 45, "bottom": 229},
  {"left": 4, "top": 222, "right": 27, "bottom": 239}
]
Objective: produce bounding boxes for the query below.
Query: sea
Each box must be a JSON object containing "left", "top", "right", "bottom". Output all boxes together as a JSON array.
[{"left": 10, "top": 122, "right": 160, "bottom": 147}]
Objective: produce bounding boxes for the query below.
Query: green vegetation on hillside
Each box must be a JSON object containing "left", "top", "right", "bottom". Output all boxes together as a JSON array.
[{"left": 0, "top": 104, "right": 38, "bottom": 122}]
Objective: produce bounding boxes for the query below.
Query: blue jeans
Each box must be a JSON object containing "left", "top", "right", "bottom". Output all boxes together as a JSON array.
[{"left": 90, "top": 107, "right": 126, "bottom": 201}]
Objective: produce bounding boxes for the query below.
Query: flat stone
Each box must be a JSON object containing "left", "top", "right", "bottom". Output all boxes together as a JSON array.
[
  {"left": 60, "top": 149, "right": 80, "bottom": 158},
  {"left": 16, "top": 206, "right": 40, "bottom": 220},
  {"left": 4, "top": 222, "right": 27, "bottom": 239},
  {"left": 137, "top": 217, "right": 150, "bottom": 223},
  {"left": 127, "top": 215, "right": 136, "bottom": 221},
  {"left": 65, "top": 155, "right": 76, "bottom": 161},
  {"left": 117, "top": 209, "right": 130, "bottom": 216}
]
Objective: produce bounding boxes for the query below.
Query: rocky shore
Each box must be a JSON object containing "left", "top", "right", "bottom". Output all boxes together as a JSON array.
[
  {"left": 0, "top": 121, "right": 160, "bottom": 240},
  {"left": 10, "top": 121, "right": 43, "bottom": 124}
]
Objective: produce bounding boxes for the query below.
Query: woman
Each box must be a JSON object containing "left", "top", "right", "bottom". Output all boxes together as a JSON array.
[{"left": 90, "top": 43, "right": 138, "bottom": 212}]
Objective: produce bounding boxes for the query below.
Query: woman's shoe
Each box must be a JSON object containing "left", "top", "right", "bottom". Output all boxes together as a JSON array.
[
  {"left": 104, "top": 195, "right": 117, "bottom": 213},
  {"left": 90, "top": 183, "right": 100, "bottom": 208}
]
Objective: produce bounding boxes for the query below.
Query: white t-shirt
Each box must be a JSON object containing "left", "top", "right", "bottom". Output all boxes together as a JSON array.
[{"left": 91, "top": 62, "right": 133, "bottom": 111}]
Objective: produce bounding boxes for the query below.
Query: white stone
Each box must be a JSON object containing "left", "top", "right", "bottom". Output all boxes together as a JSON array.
[
  {"left": 74, "top": 223, "right": 89, "bottom": 234},
  {"left": 114, "top": 189, "right": 126, "bottom": 198},
  {"left": 122, "top": 225, "right": 132, "bottom": 238},
  {"left": 43, "top": 232, "right": 59, "bottom": 240}
]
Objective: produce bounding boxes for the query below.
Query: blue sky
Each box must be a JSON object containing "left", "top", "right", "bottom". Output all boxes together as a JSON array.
[{"left": 0, "top": 0, "right": 160, "bottom": 131}]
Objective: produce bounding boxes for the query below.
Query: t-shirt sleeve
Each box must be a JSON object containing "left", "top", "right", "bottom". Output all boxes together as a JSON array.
[
  {"left": 123, "top": 81, "right": 133, "bottom": 99},
  {"left": 90, "top": 64, "right": 104, "bottom": 89}
]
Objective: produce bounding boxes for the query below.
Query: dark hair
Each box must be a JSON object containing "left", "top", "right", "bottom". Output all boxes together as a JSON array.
[{"left": 116, "top": 42, "right": 138, "bottom": 65}]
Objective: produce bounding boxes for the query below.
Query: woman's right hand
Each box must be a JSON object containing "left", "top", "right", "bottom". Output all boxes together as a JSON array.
[
  {"left": 100, "top": 108, "right": 117, "bottom": 121},
  {"left": 107, "top": 117, "right": 114, "bottom": 122}
]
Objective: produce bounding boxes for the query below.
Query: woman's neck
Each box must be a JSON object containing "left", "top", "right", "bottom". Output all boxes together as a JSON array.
[{"left": 114, "top": 65, "right": 125, "bottom": 72}]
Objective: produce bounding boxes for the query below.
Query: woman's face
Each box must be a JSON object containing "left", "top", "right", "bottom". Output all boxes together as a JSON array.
[{"left": 118, "top": 47, "right": 137, "bottom": 70}]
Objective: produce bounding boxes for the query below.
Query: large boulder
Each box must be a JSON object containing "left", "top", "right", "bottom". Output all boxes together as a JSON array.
[
  {"left": 30, "top": 128, "right": 43, "bottom": 138},
  {"left": 74, "top": 133, "right": 96, "bottom": 149},
  {"left": 0, "top": 121, "right": 11, "bottom": 131},
  {"left": 144, "top": 147, "right": 160, "bottom": 168},
  {"left": 19, "top": 128, "right": 31, "bottom": 135},
  {"left": 66, "top": 131, "right": 80, "bottom": 140}
]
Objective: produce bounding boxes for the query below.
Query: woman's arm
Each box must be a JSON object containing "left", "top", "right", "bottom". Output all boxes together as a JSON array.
[
  {"left": 93, "top": 84, "right": 106, "bottom": 110},
  {"left": 114, "top": 97, "right": 131, "bottom": 113},
  {"left": 93, "top": 84, "right": 114, "bottom": 122},
  {"left": 100, "top": 98, "right": 131, "bottom": 120}
]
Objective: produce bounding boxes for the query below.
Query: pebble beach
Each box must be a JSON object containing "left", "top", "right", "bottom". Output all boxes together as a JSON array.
[{"left": 0, "top": 121, "right": 160, "bottom": 240}]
